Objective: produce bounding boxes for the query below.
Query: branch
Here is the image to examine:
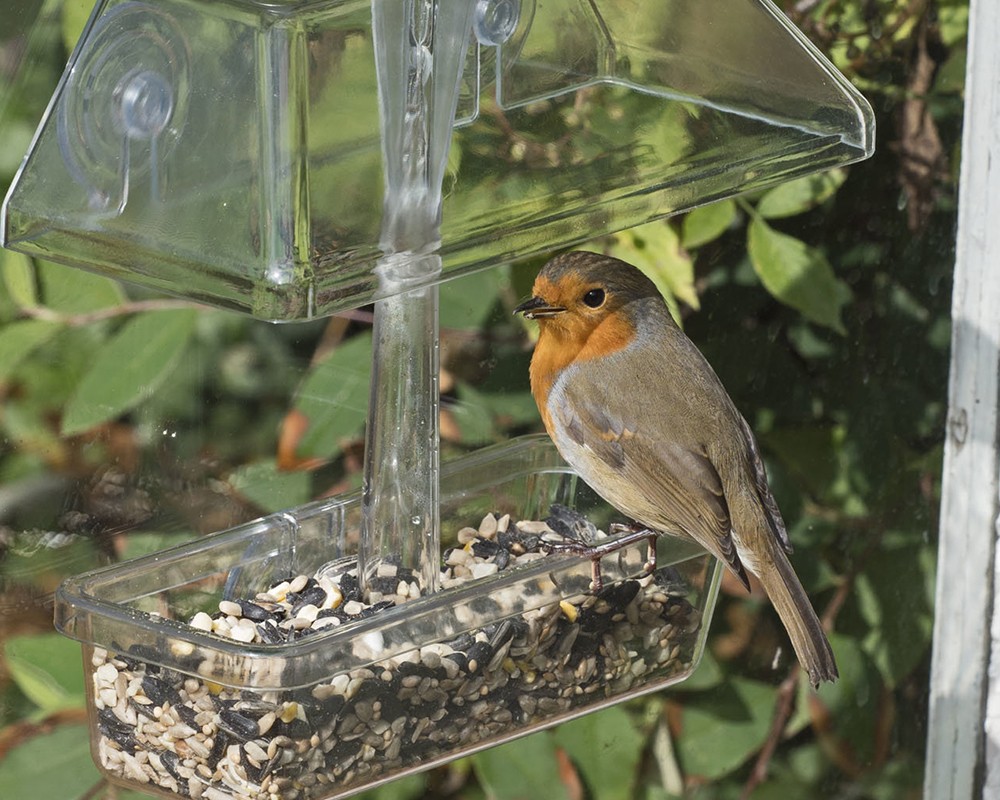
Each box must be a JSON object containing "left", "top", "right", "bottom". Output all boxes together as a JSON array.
[
  {"left": 22, "top": 299, "right": 207, "bottom": 327},
  {"left": 739, "top": 574, "right": 855, "bottom": 798}
]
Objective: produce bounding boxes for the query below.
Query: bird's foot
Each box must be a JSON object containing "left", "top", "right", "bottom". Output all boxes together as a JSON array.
[{"left": 543, "top": 524, "right": 659, "bottom": 592}]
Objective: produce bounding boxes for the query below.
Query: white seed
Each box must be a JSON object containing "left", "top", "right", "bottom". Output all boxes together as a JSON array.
[
  {"left": 456, "top": 526, "right": 479, "bottom": 544},
  {"left": 478, "top": 513, "right": 498, "bottom": 538},
  {"left": 229, "top": 619, "right": 257, "bottom": 643},
  {"left": 218, "top": 600, "right": 242, "bottom": 617},
  {"left": 189, "top": 612, "right": 213, "bottom": 631},
  {"left": 470, "top": 562, "right": 499, "bottom": 579},
  {"left": 96, "top": 663, "right": 118, "bottom": 685}
]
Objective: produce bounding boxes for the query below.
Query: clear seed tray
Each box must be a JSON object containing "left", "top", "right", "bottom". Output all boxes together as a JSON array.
[{"left": 55, "top": 436, "right": 721, "bottom": 800}]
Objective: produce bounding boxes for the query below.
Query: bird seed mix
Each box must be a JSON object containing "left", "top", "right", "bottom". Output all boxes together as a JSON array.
[{"left": 89, "top": 508, "right": 703, "bottom": 800}]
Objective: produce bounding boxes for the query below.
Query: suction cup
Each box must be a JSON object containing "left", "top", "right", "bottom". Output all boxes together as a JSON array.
[{"left": 58, "top": 2, "right": 189, "bottom": 211}]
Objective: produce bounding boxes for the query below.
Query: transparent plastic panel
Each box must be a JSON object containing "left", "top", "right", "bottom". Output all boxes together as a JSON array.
[
  {"left": 56, "top": 437, "right": 721, "bottom": 799},
  {"left": 2, "top": 0, "right": 873, "bottom": 319}
]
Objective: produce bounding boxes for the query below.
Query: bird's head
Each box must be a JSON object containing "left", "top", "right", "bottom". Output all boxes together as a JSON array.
[{"left": 514, "top": 252, "right": 663, "bottom": 346}]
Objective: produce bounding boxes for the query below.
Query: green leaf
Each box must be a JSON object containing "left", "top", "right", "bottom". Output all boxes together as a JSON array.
[
  {"left": 553, "top": 706, "right": 644, "bottom": 800},
  {"left": 293, "top": 333, "right": 372, "bottom": 458},
  {"left": 674, "top": 678, "right": 776, "bottom": 780},
  {"left": 856, "top": 542, "right": 936, "bottom": 687},
  {"left": 608, "top": 221, "right": 698, "bottom": 311},
  {"left": 937, "top": 5, "right": 969, "bottom": 47},
  {"left": 448, "top": 383, "right": 497, "bottom": 445},
  {"left": 787, "top": 634, "right": 882, "bottom": 765},
  {"left": 756, "top": 170, "right": 846, "bottom": 219},
  {"left": 62, "top": 309, "right": 198, "bottom": 435},
  {"left": 0, "top": 120, "right": 34, "bottom": 177},
  {"left": 440, "top": 267, "right": 507, "bottom": 330},
  {"left": 0, "top": 723, "right": 101, "bottom": 800},
  {"left": 1, "top": 400, "right": 68, "bottom": 465},
  {"left": 61, "top": 0, "right": 94, "bottom": 52},
  {"left": 4, "top": 633, "right": 86, "bottom": 719},
  {"left": 747, "top": 217, "right": 851, "bottom": 333},
  {"left": 669, "top": 647, "right": 723, "bottom": 692},
  {"left": 227, "top": 459, "right": 312, "bottom": 512},
  {"left": 1, "top": 249, "right": 38, "bottom": 308},
  {"left": 36, "top": 259, "right": 125, "bottom": 313},
  {"left": 787, "top": 633, "right": 871, "bottom": 737},
  {"left": 355, "top": 773, "right": 426, "bottom": 800},
  {"left": 681, "top": 200, "right": 736, "bottom": 249},
  {"left": 0, "top": 319, "right": 64, "bottom": 382},
  {"left": 472, "top": 731, "right": 570, "bottom": 800}
]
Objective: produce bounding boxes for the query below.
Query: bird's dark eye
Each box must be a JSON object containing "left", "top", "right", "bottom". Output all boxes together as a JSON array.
[{"left": 582, "top": 288, "right": 606, "bottom": 308}]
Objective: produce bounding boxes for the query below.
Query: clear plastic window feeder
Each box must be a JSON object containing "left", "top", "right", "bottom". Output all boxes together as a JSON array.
[
  {"left": 22, "top": 1, "right": 876, "bottom": 799},
  {"left": 1, "top": 0, "right": 872, "bottom": 319}
]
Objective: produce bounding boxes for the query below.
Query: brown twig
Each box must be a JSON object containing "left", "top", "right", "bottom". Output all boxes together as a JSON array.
[
  {"left": 21, "top": 299, "right": 375, "bottom": 329},
  {"left": 739, "top": 573, "right": 856, "bottom": 799},
  {"left": 22, "top": 298, "right": 208, "bottom": 327},
  {"left": 741, "top": 669, "right": 801, "bottom": 800}
]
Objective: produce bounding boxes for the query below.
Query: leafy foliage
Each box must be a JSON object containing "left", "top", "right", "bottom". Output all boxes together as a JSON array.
[{"left": 0, "top": 0, "right": 962, "bottom": 798}]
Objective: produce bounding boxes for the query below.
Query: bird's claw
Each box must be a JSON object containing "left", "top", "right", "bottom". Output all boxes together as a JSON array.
[{"left": 542, "top": 524, "right": 659, "bottom": 592}]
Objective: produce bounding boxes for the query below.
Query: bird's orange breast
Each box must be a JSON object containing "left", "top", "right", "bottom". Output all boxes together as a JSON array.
[{"left": 529, "top": 312, "right": 637, "bottom": 433}]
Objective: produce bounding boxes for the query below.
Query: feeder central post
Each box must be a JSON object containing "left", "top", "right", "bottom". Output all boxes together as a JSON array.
[{"left": 359, "top": 0, "right": 474, "bottom": 597}]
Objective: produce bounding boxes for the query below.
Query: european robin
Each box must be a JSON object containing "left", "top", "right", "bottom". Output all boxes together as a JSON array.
[{"left": 514, "top": 251, "right": 838, "bottom": 685}]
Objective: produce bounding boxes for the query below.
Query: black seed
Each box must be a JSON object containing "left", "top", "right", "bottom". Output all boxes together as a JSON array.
[
  {"left": 355, "top": 600, "right": 394, "bottom": 619},
  {"left": 652, "top": 566, "right": 687, "bottom": 592},
  {"left": 126, "top": 643, "right": 163, "bottom": 671},
  {"left": 367, "top": 576, "right": 400, "bottom": 596},
  {"left": 468, "top": 595, "right": 502, "bottom": 616},
  {"left": 274, "top": 717, "right": 311, "bottom": 739},
  {"left": 597, "top": 579, "right": 640, "bottom": 609},
  {"left": 218, "top": 708, "right": 261, "bottom": 740},
  {"left": 174, "top": 702, "right": 198, "bottom": 727},
  {"left": 238, "top": 600, "right": 272, "bottom": 622},
  {"left": 395, "top": 566, "right": 417, "bottom": 584},
  {"left": 209, "top": 729, "right": 229, "bottom": 765},
  {"left": 142, "top": 675, "right": 181, "bottom": 707},
  {"left": 396, "top": 660, "right": 437, "bottom": 678},
  {"left": 128, "top": 698, "right": 154, "bottom": 721},
  {"left": 466, "top": 642, "right": 493, "bottom": 674},
  {"left": 546, "top": 504, "right": 598, "bottom": 542},
  {"left": 471, "top": 539, "right": 503, "bottom": 559},
  {"left": 99, "top": 708, "right": 137, "bottom": 752},
  {"left": 159, "top": 749, "right": 182, "bottom": 780},
  {"left": 291, "top": 585, "right": 327, "bottom": 615},
  {"left": 443, "top": 651, "right": 468, "bottom": 672},
  {"left": 577, "top": 605, "right": 615, "bottom": 636},
  {"left": 338, "top": 573, "right": 360, "bottom": 601},
  {"left": 310, "top": 693, "right": 346, "bottom": 727},
  {"left": 443, "top": 633, "right": 474, "bottom": 652},
  {"left": 326, "top": 737, "right": 362, "bottom": 765},
  {"left": 259, "top": 621, "right": 285, "bottom": 644}
]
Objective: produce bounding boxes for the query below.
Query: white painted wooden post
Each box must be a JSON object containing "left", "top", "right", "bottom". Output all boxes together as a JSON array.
[{"left": 925, "top": 0, "right": 1000, "bottom": 795}]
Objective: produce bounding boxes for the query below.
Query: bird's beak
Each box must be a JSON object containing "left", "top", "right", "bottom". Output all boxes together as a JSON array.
[{"left": 514, "top": 296, "right": 566, "bottom": 319}]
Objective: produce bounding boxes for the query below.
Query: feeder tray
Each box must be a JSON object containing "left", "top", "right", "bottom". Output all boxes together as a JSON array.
[{"left": 56, "top": 437, "right": 722, "bottom": 800}]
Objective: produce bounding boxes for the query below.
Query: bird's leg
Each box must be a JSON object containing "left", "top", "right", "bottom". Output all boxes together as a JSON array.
[
  {"left": 609, "top": 523, "right": 659, "bottom": 575},
  {"left": 543, "top": 524, "right": 660, "bottom": 592}
]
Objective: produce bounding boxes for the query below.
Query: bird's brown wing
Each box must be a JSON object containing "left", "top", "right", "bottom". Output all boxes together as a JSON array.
[
  {"left": 554, "top": 383, "right": 750, "bottom": 589},
  {"left": 735, "top": 412, "right": 793, "bottom": 554}
]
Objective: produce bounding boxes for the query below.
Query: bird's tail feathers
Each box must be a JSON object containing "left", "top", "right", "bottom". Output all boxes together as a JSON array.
[{"left": 759, "top": 547, "right": 838, "bottom": 687}]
